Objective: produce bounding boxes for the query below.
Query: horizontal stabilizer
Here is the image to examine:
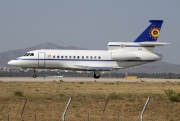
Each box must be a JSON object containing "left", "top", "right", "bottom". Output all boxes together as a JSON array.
[{"left": 139, "top": 42, "right": 170, "bottom": 46}]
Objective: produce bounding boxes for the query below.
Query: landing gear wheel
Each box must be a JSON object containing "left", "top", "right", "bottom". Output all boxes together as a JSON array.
[
  {"left": 93, "top": 70, "right": 100, "bottom": 79},
  {"left": 93, "top": 74, "right": 100, "bottom": 79},
  {"left": 32, "top": 69, "right": 37, "bottom": 78},
  {"left": 32, "top": 75, "right": 37, "bottom": 78}
]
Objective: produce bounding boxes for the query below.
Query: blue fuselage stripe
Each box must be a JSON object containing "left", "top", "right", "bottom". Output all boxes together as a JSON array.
[{"left": 15, "top": 58, "right": 155, "bottom": 62}]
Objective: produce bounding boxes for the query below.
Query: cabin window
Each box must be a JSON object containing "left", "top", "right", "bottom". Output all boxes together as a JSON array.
[
  {"left": 82, "top": 56, "right": 84, "bottom": 59},
  {"left": 61, "top": 56, "right": 64, "bottom": 59},
  {"left": 69, "top": 56, "right": 71, "bottom": 59},
  {"left": 53, "top": 55, "right": 55, "bottom": 58},
  {"left": 94, "top": 56, "right": 96, "bottom": 59},
  {"left": 86, "top": 56, "right": 88, "bottom": 59},
  {"left": 98, "top": 56, "right": 101, "bottom": 59},
  {"left": 73, "top": 56, "right": 76, "bottom": 59},
  {"left": 77, "top": 56, "right": 80, "bottom": 59},
  {"left": 65, "top": 56, "right": 67, "bottom": 59},
  {"left": 57, "top": 56, "right": 59, "bottom": 58},
  {"left": 90, "top": 56, "right": 93, "bottom": 59}
]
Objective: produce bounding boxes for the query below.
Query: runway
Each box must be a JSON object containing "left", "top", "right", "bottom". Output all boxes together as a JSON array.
[{"left": 0, "top": 77, "right": 179, "bottom": 82}]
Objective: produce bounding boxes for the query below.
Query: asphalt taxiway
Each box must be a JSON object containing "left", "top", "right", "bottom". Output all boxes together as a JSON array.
[{"left": 0, "top": 77, "right": 179, "bottom": 82}]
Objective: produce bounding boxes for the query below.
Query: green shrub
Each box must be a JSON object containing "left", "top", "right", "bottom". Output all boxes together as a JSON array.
[
  {"left": 59, "top": 93, "right": 65, "bottom": 97},
  {"left": 165, "top": 89, "right": 180, "bottom": 102},
  {"left": 75, "top": 112, "right": 81, "bottom": 117},
  {"left": 109, "top": 92, "right": 119, "bottom": 99},
  {"left": 14, "top": 90, "right": 23, "bottom": 97}
]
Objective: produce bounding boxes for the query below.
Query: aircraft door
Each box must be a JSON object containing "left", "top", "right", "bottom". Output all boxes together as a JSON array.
[{"left": 38, "top": 52, "right": 45, "bottom": 68}]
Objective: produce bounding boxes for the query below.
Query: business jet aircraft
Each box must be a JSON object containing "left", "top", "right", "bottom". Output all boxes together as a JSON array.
[{"left": 8, "top": 20, "right": 169, "bottom": 79}]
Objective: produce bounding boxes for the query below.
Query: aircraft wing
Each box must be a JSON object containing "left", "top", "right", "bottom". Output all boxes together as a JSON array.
[
  {"left": 74, "top": 65, "right": 113, "bottom": 71},
  {"left": 74, "top": 65, "right": 123, "bottom": 71}
]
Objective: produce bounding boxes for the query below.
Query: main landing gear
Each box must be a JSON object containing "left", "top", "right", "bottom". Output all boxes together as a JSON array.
[
  {"left": 93, "top": 70, "right": 100, "bottom": 79},
  {"left": 32, "top": 69, "right": 37, "bottom": 78}
]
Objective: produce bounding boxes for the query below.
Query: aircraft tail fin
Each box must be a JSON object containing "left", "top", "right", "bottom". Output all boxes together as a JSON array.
[{"left": 134, "top": 20, "right": 163, "bottom": 42}]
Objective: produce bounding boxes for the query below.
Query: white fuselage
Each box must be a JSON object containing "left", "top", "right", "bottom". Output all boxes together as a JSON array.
[{"left": 8, "top": 42, "right": 163, "bottom": 71}]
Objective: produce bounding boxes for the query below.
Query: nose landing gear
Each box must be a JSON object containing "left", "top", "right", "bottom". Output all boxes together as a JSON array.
[{"left": 32, "top": 69, "right": 37, "bottom": 78}]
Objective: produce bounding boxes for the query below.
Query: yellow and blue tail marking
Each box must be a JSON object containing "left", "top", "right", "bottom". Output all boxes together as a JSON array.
[{"left": 134, "top": 20, "right": 163, "bottom": 42}]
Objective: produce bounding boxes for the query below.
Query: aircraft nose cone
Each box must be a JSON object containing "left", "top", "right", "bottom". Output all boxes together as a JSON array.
[
  {"left": 8, "top": 60, "right": 14, "bottom": 65},
  {"left": 8, "top": 60, "right": 19, "bottom": 66}
]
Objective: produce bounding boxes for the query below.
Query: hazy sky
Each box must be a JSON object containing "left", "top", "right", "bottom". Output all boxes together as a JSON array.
[{"left": 0, "top": 0, "right": 180, "bottom": 64}]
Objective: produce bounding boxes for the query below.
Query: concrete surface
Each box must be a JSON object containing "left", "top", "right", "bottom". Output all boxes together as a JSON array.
[{"left": 0, "top": 77, "right": 179, "bottom": 82}]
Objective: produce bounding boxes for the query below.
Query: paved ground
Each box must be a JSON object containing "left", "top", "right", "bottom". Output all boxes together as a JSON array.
[{"left": 0, "top": 77, "right": 180, "bottom": 82}]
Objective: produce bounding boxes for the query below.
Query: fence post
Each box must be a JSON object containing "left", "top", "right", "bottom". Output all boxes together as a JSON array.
[
  {"left": 34, "top": 114, "right": 36, "bottom": 121},
  {"left": 103, "top": 98, "right": 109, "bottom": 114},
  {"left": 118, "top": 111, "right": 120, "bottom": 121},
  {"left": 88, "top": 112, "right": 90, "bottom": 121},
  {"left": 8, "top": 115, "right": 9, "bottom": 121},
  {"left": 62, "top": 97, "right": 72, "bottom": 121},
  {"left": 21, "top": 98, "right": 27, "bottom": 117},
  {"left": 166, "top": 112, "right": 168, "bottom": 120},
  {"left": 141, "top": 97, "right": 150, "bottom": 121}
]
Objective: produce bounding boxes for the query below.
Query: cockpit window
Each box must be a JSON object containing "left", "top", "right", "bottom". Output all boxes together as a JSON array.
[
  {"left": 24, "top": 53, "right": 28, "bottom": 56},
  {"left": 30, "top": 53, "right": 34, "bottom": 56},
  {"left": 23, "top": 53, "right": 34, "bottom": 56}
]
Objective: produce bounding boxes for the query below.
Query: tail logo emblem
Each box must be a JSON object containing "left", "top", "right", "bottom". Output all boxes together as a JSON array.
[{"left": 150, "top": 28, "right": 160, "bottom": 38}]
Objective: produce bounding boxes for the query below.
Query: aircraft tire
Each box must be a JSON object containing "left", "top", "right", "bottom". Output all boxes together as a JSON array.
[
  {"left": 93, "top": 74, "right": 100, "bottom": 79},
  {"left": 32, "top": 75, "right": 37, "bottom": 78}
]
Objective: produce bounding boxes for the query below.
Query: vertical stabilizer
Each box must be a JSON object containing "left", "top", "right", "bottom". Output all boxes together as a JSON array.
[{"left": 134, "top": 20, "right": 163, "bottom": 42}]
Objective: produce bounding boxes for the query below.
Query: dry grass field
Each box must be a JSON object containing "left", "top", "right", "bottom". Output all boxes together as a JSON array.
[{"left": 1, "top": 78, "right": 180, "bottom": 121}]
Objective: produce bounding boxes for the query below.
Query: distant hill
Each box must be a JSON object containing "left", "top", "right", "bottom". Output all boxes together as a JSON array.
[{"left": 1, "top": 43, "right": 180, "bottom": 74}]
